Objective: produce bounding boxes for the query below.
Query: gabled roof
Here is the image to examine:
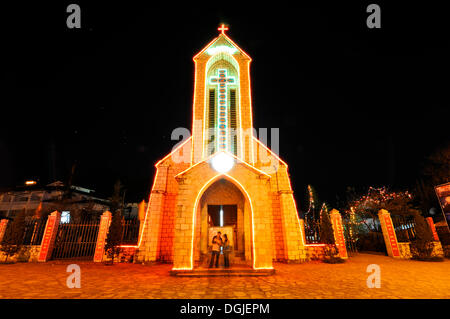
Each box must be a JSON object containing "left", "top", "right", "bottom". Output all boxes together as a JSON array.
[
  {"left": 174, "top": 151, "right": 270, "bottom": 179},
  {"left": 193, "top": 33, "right": 251, "bottom": 61}
]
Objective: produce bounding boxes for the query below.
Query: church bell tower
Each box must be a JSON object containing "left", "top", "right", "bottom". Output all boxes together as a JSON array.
[{"left": 191, "top": 24, "right": 255, "bottom": 164}]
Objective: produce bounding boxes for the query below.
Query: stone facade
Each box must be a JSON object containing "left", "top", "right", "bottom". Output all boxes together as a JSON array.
[
  {"left": 135, "top": 30, "right": 309, "bottom": 270},
  {"left": 305, "top": 246, "right": 325, "bottom": 260},
  {"left": 398, "top": 242, "right": 412, "bottom": 259},
  {"left": 0, "top": 245, "right": 41, "bottom": 263}
]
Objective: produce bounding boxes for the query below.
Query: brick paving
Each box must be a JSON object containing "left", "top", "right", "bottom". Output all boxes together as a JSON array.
[{"left": 0, "top": 253, "right": 449, "bottom": 299}]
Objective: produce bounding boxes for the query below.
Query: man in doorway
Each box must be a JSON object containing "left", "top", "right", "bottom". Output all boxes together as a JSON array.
[{"left": 209, "top": 231, "right": 222, "bottom": 268}]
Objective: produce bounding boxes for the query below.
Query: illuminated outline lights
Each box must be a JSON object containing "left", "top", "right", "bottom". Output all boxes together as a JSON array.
[{"left": 209, "top": 69, "right": 235, "bottom": 152}]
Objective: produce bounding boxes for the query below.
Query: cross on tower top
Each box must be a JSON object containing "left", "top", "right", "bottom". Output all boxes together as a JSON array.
[{"left": 218, "top": 24, "right": 229, "bottom": 34}]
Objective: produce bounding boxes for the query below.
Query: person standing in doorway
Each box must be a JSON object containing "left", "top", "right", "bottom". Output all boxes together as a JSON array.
[
  {"left": 209, "top": 231, "right": 222, "bottom": 268},
  {"left": 222, "top": 234, "right": 231, "bottom": 268}
]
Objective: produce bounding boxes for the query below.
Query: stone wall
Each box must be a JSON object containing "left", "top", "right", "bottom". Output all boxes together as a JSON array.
[
  {"left": 305, "top": 246, "right": 325, "bottom": 261},
  {"left": 443, "top": 244, "right": 450, "bottom": 258},
  {"left": 431, "top": 241, "right": 444, "bottom": 258},
  {"left": 397, "top": 241, "right": 445, "bottom": 259},
  {"left": 0, "top": 245, "right": 40, "bottom": 263},
  {"left": 398, "top": 242, "right": 412, "bottom": 259}
]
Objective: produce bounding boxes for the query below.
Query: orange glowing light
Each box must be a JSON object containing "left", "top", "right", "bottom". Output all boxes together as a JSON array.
[
  {"left": 218, "top": 24, "right": 229, "bottom": 34},
  {"left": 253, "top": 136, "right": 288, "bottom": 168},
  {"left": 174, "top": 150, "right": 271, "bottom": 179},
  {"left": 137, "top": 168, "right": 160, "bottom": 248},
  {"left": 177, "top": 172, "right": 273, "bottom": 271},
  {"left": 155, "top": 136, "right": 192, "bottom": 168},
  {"left": 202, "top": 52, "right": 241, "bottom": 161},
  {"left": 192, "top": 27, "right": 253, "bottom": 165},
  {"left": 25, "top": 180, "right": 36, "bottom": 186},
  {"left": 191, "top": 59, "right": 200, "bottom": 165}
]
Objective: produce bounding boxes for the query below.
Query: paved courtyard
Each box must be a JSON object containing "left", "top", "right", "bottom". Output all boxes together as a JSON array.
[{"left": 0, "top": 253, "right": 449, "bottom": 299}]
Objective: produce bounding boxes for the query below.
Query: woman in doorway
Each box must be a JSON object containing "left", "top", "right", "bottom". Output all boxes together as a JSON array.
[{"left": 222, "top": 234, "right": 231, "bottom": 268}]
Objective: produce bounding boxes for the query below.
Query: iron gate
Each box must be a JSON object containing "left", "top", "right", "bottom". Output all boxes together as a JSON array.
[
  {"left": 358, "top": 217, "right": 387, "bottom": 255},
  {"left": 52, "top": 221, "right": 100, "bottom": 260}
]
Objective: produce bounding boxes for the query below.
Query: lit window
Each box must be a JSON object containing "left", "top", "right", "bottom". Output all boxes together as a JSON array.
[{"left": 61, "top": 211, "right": 70, "bottom": 224}]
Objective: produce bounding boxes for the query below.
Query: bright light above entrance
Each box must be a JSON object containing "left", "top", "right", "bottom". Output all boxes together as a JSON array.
[{"left": 210, "top": 152, "right": 235, "bottom": 173}]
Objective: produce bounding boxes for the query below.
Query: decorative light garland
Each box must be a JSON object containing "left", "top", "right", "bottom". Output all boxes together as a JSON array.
[{"left": 348, "top": 186, "right": 412, "bottom": 214}]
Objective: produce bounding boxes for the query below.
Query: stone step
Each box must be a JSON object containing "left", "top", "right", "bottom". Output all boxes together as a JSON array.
[{"left": 170, "top": 268, "right": 275, "bottom": 277}]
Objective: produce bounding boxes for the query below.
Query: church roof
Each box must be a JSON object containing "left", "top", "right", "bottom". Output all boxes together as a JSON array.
[
  {"left": 174, "top": 151, "right": 270, "bottom": 179},
  {"left": 193, "top": 30, "right": 251, "bottom": 61}
]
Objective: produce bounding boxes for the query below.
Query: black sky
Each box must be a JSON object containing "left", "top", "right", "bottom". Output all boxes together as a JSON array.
[{"left": 1, "top": 2, "right": 449, "bottom": 208}]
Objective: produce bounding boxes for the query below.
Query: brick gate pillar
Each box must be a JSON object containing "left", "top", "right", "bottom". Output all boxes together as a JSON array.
[
  {"left": 94, "top": 211, "right": 112, "bottom": 262},
  {"left": 426, "top": 217, "right": 440, "bottom": 242},
  {"left": 378, "top": 209, "right": 401, "bottom": 258},
  {"left": 37, "top": 211, "right": 61, "bottom": 262},
  {"left": 0, "top": 219, "right": 9, "bottom": 243},
  {"left": 329, "top": 209, "right": 348, "bottom": 259}
]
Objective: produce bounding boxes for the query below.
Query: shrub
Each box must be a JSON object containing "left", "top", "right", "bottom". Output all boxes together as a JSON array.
[
  {"left": 104, "top": 210, "right": 123, "bottom": 265},
  {"left": 320, "top": 211, "right": 345, "bottom": 263},
  {"left": 410, "top": 213, "right": 444, "bottom": 261}
]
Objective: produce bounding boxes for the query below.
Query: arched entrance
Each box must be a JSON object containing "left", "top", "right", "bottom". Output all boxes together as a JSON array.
[{"left": 194, "top": 177, "right": 253, "bottom": 268}]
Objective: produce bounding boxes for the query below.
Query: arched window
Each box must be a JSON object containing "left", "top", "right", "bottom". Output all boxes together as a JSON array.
[{"left": 205, "top": 59, "right": 239, "bottom": 157}]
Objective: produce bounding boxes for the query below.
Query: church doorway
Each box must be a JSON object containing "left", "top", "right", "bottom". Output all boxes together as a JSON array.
[{"left": 195, "top": 178, "right": 252, "bottom": 268}]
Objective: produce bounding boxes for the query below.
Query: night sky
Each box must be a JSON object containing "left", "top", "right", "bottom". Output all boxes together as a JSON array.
[{"left": 1, "top": 2, "right": 449, "bottom": 208}]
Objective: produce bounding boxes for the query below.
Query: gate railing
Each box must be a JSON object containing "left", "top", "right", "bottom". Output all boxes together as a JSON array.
[
  {"left": 23, "top": 218, "right": 47, "bottom": 245},
  {"left": 52, "top": 221, "right": 100, "bottom": 259},
  {"left": 391, "top": 215, "right": 416, "bottom": 242},
  {"left": 121, "top": 219, "right": 140, "bottom": 245},
  {"left": 304, "top": 216, "right": 321, "bottom": 244}
]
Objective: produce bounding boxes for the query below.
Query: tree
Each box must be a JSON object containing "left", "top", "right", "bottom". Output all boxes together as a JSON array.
[
  {"left": 346, "top": 187, "right": 420, "bottom": 232},
  {"left": 422, "top": 142, "right": 450, "bottom": 186},
  {"left": 1, "top": 210, "right": 26, "bottom": 262},
  {"left": 319, "top": 210, "right": 344, "bottom": 263},
  {"left": 104, "top": 180, "right": 125, "bottom": 264},
  {"left": 415, "top": 142, "right": 450, "bottom": 215},
  {"left": 109, "top": 180, "right": 124, "bottom": 215},
  {"left": 320, "top": 210, "right": 335, "bottom": 245},
  {"left": 104, "top": 210, "right": 123, "bottom": 264},
  {"left": 343, "top": 187, "right": 421, "bottom": 253},
  {"left": 410, "top": 213, "right": 442, "bottom": 261}
]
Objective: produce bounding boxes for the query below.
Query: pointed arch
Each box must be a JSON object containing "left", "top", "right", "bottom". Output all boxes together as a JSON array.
[{"left": 188, "top": 172, "right": 265, "bottom": 270}]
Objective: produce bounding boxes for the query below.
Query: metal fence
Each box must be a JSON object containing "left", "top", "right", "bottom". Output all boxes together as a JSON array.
[
  {"left": 304, "top": 217, "right": 321, "bottom": 244},
  {"left": 23, "top": 218, "right": 47, "bottom": 245},
  {"left": 121, "top": 218, "right": 140, "bottom": 245},
  {"left": 391, "top": 215, "right": 416, "bottom": 242},
  {"left": 51, "top": 221, "right": 100, "bottom": 260}
]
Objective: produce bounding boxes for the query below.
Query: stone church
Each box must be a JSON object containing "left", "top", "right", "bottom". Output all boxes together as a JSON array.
[{"left": 136, "top": 26, "right": 307, "bottom": 271}]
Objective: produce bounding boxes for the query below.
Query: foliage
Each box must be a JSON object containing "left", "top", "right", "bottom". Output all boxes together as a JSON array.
[
  {"left": 304, "top": 185, "right": 329, "bottom": 220},
  {"left": 319, "top": 210, "right": 345, "bottom": 263},
  {"left": 303, "top": 185, "right": 330, "bottom": 244},
  {"left": 104, "top": 210, "right": 123, "bottom": 264},
  {"left": 344, "top": 187, "right": 420, "bottom": 234},
  {"left": 319, "top": 210, "right": 335, "bottom": 245},
  {"left": 410, "top": 213, "right": 443, "bottom": 261},
  {"left": 109, "top": 180, "right": 125, "bottom": 215},
  {"left": 0, "top": 210, "right": 26, "bottom": 263},
  {"left": 104, "top": 181, "right": 125, "bottom": 264},
  {"left": 414, "top": 142, "right": 450, "bottom": 214},
  {"left": 421, "top": 142, "right": 450, "bottom": 186}
]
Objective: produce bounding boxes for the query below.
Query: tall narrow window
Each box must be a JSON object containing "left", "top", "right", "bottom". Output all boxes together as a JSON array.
[
  {"left": 208, "top": 89, "right": 216, "bottom": 155},
  {"left": 229, "top": 89, "right": 237, "bottom": 156}
]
